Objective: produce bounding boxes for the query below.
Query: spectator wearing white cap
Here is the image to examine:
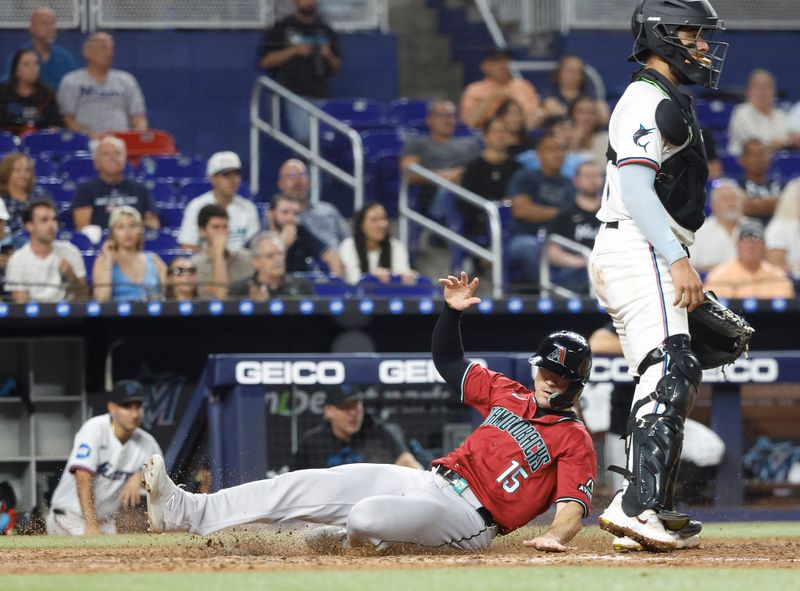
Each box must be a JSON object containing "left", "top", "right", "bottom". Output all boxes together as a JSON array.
[{"left": 178, "top": 151, "right": 260, "bottom": 252}]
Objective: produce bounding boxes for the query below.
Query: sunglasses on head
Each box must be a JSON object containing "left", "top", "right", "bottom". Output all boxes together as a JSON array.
[{"left": 171, "top": 266, "right": 197, "bottom": 276}]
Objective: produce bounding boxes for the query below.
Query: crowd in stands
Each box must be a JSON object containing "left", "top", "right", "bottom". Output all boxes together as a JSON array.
[{"left": 1, "top": 1, "right": 800, "bottom": 305}]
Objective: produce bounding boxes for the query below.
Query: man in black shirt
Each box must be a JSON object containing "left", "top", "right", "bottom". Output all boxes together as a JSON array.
[
  {"left": 259, "top": 0, "right": 341, "bottom": 143},
  {"left": 292, "top": 386, "right": 423, "bottom": 470},
  {"left": 71, "top": 136, "right": 159, "bottom": 232},
  {"left": 459, "top": 115, "right": 520, "bottom": 240},
  {"left": 266, "top": 194, "right": 343, "bottom": 275},
  {"left": 544, "top": 160, "right": 603, "bottom": 293}
]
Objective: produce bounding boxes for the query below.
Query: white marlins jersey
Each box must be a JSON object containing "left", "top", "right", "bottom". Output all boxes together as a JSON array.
[
  {"left": 598, "top": 77, "right": 697, "bottom": 246},
  {"left": 50, "top": 414, "right": 162, "bottom": 520}
]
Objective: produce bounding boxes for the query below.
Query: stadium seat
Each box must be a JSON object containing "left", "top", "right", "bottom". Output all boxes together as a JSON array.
[
  {"left": 144, "top": 229, "right": 179, "bottom": 251},
  {"left": 137, "top": 155, "right": 207, "bottom": 181},
  {"left": 178, "top": 179, "right": 212, "bottom": 202},
  {"left": 21, "top": 130, "right": 91, "bottom": 157},
  {"left": 318, "top": 98, "right": 386, "bottom": 129},
  {"left": 57, "top": 155, "right": 96, "bottom": 180},
  {"left": 720, "top": 155, "right": 743, "bottom": 178},
  {"left": 361, "top": 130, "right": 403, "bottom": 162},
  {"left": 695, "top": 99, "right": 736, "bottom": 130},
  {"left": 37, "top": 178, "right": 78, "bottom": 206},
  {"left": 773, "top": 153, "right": 800, "bottom": 181},
  {"left": 143, "top": 179, "right": 177, "bottom": 203},
  {"left": 0, "top": 131, "right": 19, "bottom": 153},
  {"left": 356, "top": 274, "right": 437, "bottom": 298},
  {"left": 159, "top": 204, "right": 185, "bottom": 229},
  {"left": 33, "top": 155, "right": 56, "bottom": 179},
  {"left": 60, "top": 231, "right": 95, "bottom": 251},
  {"left": 388, "top": 99, "right": 429, "bottom": 128},
  {"left": 99, "top": 129, "right": 176, "bottom": 165},
  {"left": 295, "top": 272, "right": 354, "bottom": 297}
]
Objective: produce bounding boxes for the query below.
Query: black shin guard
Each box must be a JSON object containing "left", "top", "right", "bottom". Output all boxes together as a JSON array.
[{"left": 620, "top": 335, "right": 702, "bottom": 524}]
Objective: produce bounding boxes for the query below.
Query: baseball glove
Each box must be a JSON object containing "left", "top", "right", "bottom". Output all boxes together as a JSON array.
[{"left": 688, "top": 291, "right": 755, "bottom": 370}]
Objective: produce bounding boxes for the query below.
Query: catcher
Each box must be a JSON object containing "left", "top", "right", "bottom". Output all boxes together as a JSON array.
[{"left": 589, "top": 0, "right": 753, "bottom": 552}]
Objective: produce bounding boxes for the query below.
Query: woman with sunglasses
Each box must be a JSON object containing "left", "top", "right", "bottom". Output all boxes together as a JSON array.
[{"left": 166, "top": 257, "right": 198, "bottom": 301}]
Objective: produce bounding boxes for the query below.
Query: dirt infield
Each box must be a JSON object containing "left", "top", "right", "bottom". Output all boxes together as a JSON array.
[{"left": 5, "top": 524, "right": 799, "bottom": 575}]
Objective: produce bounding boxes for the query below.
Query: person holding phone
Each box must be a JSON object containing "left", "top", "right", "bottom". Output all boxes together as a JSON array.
[{"left": 91, "top": 206, "right": 166, "bottom": 302}]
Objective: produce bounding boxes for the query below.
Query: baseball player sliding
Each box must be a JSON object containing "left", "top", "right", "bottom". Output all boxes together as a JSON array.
[
  {"left": 144, "top": 272, "right": 596, "bottom": 552},
  {"left": 590, "top": 0, "right": 731, "bottom": 551}
]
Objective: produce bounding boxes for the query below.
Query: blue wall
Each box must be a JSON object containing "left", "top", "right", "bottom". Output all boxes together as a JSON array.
[{"left": 0, "top": 30, "right": 397, "bottom": 186}]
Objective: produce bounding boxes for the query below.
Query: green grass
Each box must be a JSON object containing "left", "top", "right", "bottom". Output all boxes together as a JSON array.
[{"left": 4, "top": 567, "right": 800, "bottom": 591}]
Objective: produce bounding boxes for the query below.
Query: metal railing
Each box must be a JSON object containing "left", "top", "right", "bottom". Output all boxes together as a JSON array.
[
  {"left": 540, "top": 234, "right": 594, "bottom": 299},
  {"left": 399, "top": 163, "right": 504, "bottom": 299},
  {"left": 511, "top": 60, "right": 607, "bottom": 102},
  {"left": 249, "top": 76, "right": 364, "bottom": 209}
]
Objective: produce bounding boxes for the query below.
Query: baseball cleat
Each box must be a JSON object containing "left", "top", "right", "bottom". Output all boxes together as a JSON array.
[
  {"left": 304, "top": 525, "right": 348, "bottom": 554},
  {"left": 143, "top": 454, "right": 184, "bottom": 533},
  {"left": 672, "top": 521, "right": 702, "bottom": 549},
  {"left": 613, "top": 536, "right": 644, "bottom": 552},
  {"left": 598, "top": 492, "right": 677, "bottom": 552}
]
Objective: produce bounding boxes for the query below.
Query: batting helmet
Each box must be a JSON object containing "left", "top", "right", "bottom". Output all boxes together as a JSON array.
[
  {"left": 529, "top": 331, "right": 592, "bottom": 409},
  {"left": 629, "top": 0, "right": 728, "bottom": 89}
]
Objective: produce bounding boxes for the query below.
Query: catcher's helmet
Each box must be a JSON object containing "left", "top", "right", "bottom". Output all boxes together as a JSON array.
[
  {"left": 529, "top": 331, "right": 592, "bottom": 410},
  {"left": 629, "top": 0, "right": 728, "bottom": 89}
]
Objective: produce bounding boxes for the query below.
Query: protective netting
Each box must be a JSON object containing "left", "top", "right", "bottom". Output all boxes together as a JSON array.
[{"left": 0, "top": 0, "right": 81, "bottom": 29}]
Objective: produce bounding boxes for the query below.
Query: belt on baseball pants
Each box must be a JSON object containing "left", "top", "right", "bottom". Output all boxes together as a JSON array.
[
  {"left": 603, "top": 221, "right": 619, "bottom": 229},
  {"left": 435, "top": 465, "right": 496, "bottom": 527}
]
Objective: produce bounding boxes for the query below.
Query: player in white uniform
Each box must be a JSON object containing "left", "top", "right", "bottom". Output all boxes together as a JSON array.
[
  {"left": 47, "top": 381, "right": 162, "bottom": 535},
  {"left": 588, "top": 0, "right": 728, "bottom": 552}
]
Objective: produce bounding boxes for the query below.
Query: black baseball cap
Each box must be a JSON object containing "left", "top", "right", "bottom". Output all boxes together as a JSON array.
[
  {"left": 322, "top": 384, "right": 362, "bottom": 407},
  {"left": 110, "top": 380, "right": 145, "bottom": 405}
]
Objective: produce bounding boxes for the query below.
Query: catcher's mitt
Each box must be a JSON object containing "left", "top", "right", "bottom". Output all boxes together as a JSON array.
[{"left": 688, "top": 291, "right": 755, "bottom": 370}]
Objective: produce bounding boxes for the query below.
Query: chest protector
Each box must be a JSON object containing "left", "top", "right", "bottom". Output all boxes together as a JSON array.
[{"left": 610, "top": 69, "right": 709, "bottom": 232}]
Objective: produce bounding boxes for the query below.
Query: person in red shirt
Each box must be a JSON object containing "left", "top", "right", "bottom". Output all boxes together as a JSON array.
[{"left": 142, "top": 272, "right": 595, "bottom": 553}]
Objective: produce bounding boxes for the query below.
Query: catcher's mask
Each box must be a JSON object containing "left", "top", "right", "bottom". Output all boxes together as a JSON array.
[
  {"left": 630, "top": 0, "right": 728, "bottom": 89},
  {"left": 529, "top": 331, "right": 592, "bottom": 409}
]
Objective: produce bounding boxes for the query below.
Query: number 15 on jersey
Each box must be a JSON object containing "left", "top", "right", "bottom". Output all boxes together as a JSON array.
[{"left": 496, "top": 460, "right": 529, "bottom": 493}]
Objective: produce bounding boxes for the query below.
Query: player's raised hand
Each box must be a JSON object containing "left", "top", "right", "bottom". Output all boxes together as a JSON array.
[
  {"left": 438, "top": 271, "right": 481, "bottom": 311},
  {"left": 522, "top": 535, "right": 573, "bottom": 553}
]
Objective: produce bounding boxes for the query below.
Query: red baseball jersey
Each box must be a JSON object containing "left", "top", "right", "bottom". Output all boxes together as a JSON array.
[{"left": 434, "top": 363, "right": 596, "bottom": 533}]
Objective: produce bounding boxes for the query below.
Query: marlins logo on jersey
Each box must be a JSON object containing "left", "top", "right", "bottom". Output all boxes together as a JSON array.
[{"left": 633, "top": 124, "right": 655, "bottom": 152}]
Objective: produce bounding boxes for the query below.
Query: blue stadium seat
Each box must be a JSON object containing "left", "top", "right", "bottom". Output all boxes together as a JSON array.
[
  {"left": 720, "top": 155, "right": 743, "bottom": 178},
  {"left": 695, "top": 99, "right": 736, "bottom": 130},
  {"left": 37, "top": 178, "right": 78, "bottom": 206},
  {"left": 361, "top": 130, "right": 403, "bottom": 162},
  {"left": 178, "top": 179, "right": 212, "bottom": 202},
  {"left": 57, "top": 155, "right": 96, "bottom": 180},
  {"left": 773, "top": 153, "right": 800, "bottom": 181},
  {"left": 82, "top": 252, "right": 97, "bottom": 281},
  {"left": 159, "top": 204, "right": 185, "bottom": 230},
  {"left": 144, "top": 229, "right": 179, "bottom": 251},
  {"left": 60, "top": 231, "right": 95, "bottom": 251},
  {"left": 143, "top": 179, "right": 177, "bottom": 203},
  {"left": 318, "top": 98, "right": 386, "bottom": 129},
  {"left": 0, "top": 131, "right": 19, "bottom": 153},
  {"left": 356, "top": 274, "right": 437, "bottom": 298},
  {"left": 294, "top": 272, "right": 354, "bottom": 297},
  {"left": 388, "top": 99, "right": 429, "bottom": 128},
  {"left": 137, "top": 155, "right": 207, "bottom": 181},
  {"left": 21, "top": 130, "right": 91, "bottom": 157},
  {"left": 33, "top": 155, "right": 56, "bottom": 178}
]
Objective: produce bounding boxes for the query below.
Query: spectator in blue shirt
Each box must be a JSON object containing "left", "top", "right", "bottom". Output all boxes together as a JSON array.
[
  {"left": 507, "top": 131, "right": 575, "bottom": 290},
  {"left": 5, "top": 7, "right": 76, "bottom": 90}
]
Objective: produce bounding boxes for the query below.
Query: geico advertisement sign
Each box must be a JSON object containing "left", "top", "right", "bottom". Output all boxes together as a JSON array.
[
  {"left": 588, "top": 357, "right": 779, "bottom": 383},
  {"left": 235, "top": 358, "right": 488, "bottom": 385},
  {"left": 235, "top": 361, "right": 346, "bottom": 385}
]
